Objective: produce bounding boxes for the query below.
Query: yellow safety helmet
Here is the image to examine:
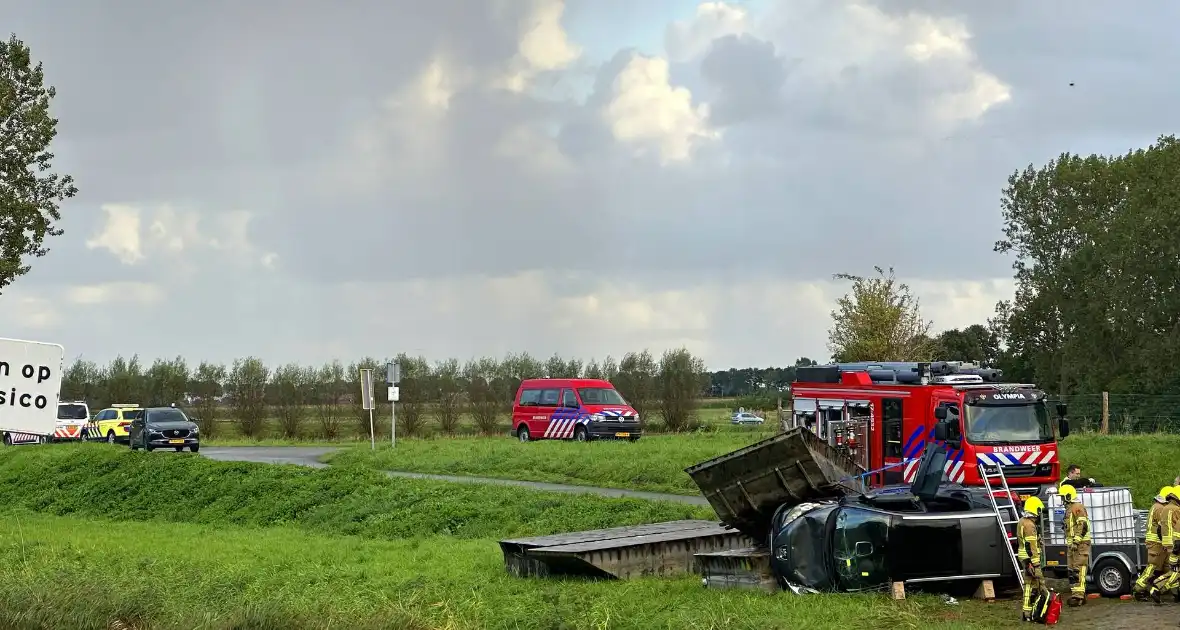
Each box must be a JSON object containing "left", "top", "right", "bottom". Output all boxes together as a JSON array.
[
  {"left": 1023, "top": 496, "right": 1045, "bottom": 517},
  {"left": 1156, "top": 486, "right": 1172, "bottom": 503},
  {"left": 1167, "top": 487, "right": 1180, "bottom": 503},
  {"left": 1058, "top": 484, "right": 1078, "bottom": 503}
]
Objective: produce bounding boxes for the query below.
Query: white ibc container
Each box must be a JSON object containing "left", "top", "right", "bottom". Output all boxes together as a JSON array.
[{"left": 1045, "top": 486, "right": 1136, "bottom": 544}]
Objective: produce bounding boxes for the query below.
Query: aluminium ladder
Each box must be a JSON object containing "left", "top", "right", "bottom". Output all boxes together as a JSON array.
[{"left": 979, "top": 463, "right": 1026, "bottom": 589}]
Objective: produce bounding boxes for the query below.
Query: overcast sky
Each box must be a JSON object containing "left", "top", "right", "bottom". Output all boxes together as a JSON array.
[{"left": 1, "top": 0, "right": 1176, "bottom": 370}]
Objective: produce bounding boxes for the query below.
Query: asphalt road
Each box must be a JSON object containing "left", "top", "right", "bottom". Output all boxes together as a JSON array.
[{"left": 199, "top": 446, "right": 708, "bottom": 506}]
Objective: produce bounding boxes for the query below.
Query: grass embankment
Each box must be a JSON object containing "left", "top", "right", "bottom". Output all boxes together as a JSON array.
[
  {"left": 1057, "top": 433, "right": 1180, "bottom": 507},
  {"left": 323, "top": 433, "right": 765, "bottom": 495},
  {"left": 326, "top": 432, "right": 1177, "bottom": 506},
  {"left": 0, "top": 446, "right": 1017, "bottom": 630},
  {"left": 0, "top": 445, "right": 710, "bottom": 536}
]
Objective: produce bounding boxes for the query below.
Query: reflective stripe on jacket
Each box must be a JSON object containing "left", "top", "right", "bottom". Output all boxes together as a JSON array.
[
  {"left": 1017, "top": 517, "right": 1040, "bottom": 563},
  {"left": 1148, "top": 502, "right": 1165, "bottom": 543},
  {"left": 1066, "top": 502, "right": 1091, "bottom": 544}
]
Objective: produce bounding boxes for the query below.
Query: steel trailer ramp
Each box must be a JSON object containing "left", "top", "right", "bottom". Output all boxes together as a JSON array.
[
  {"left": 500, "top": 520, "right": 755, "bottom": 579},
  {"left": 684, "top": 428, "right": 866, "bottom": 540}
]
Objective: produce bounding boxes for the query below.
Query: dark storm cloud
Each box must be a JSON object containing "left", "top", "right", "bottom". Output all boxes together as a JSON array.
[
  {"left": 7, "top": 0, "right": 1180, "bottom": 297},
  {"left": 699, "top": 34, "right": 789, "bottom": 125}
]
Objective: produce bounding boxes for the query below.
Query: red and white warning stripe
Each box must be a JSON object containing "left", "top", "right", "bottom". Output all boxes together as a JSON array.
[{"left": 543, "top": 417, "right": 582, "bottom": 439}]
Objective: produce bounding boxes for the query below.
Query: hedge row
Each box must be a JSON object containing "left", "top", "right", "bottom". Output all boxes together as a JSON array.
[{"left": 60, "top": 348, "right": 713, "bottom": 438}]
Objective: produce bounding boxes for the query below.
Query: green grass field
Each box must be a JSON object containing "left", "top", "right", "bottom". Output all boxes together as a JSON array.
[
  {"left": 323, "top": 431, "right": 1176, "bottom": 506},
  {"left": 323, "top": 433, "right": 767, "bottom": 495},
  {"left": 0, "top": 510, "right": 1023, "bottom": 630},
  {"left": 1, "top": 433, "right": 1168, "bottom": 628},
  {"left": 0, "top": 445, "right": 1026, "bottom": 629}
]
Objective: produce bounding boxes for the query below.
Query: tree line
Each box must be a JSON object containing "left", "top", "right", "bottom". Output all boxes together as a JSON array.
[{"left": 60, "top": 349, "right": 708, "bottom": 438}]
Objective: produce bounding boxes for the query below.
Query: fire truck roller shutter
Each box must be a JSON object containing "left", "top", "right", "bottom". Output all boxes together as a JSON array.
[{"left": 792, "top": 398, "right": 816, "bottom": 431}]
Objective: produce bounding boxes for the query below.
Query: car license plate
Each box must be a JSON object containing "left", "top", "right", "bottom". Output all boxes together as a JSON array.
[
  {"left": 168, "top": 439, "right": 184, "bottom": 444},
  {"left": 616, "top": 432, "right": 630, "bottom": 437}
]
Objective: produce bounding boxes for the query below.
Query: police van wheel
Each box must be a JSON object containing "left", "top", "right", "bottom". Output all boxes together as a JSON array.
[
  {"left": 574, "top": 426, "right": 588, "bottom": 442},
  {"left": 1, "top": 434, "right": 8, "bottom": 446},
  {"left": 1093, "top": 558, "right": 1131, "bottom": 598},
  {"left": 107, "top": 431, "right": 116, "bottom": 445}
]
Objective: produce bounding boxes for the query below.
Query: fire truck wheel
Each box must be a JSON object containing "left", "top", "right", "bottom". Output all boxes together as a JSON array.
[
  {"left": 516, "top": 425, "right": 530, "bottom": 442},
  {"left": 574, "top": 426, "right": 588, "bottom": 442}
]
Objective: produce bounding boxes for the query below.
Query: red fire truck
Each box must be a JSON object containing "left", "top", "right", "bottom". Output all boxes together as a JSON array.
[{"left": 789, "top": 361, "right": 1071, "bottom": 500}]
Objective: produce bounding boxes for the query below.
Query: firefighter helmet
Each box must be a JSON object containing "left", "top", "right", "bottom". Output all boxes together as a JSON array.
[
  {"left": 1023, "top": 496, "right": 1045, "bottom": 517},
  {"left": 1157, "top": 486, "right": 1172, "bottom": 503},
  {"left": 1058, "top": 484, "right": 1078, "bottom": 503},
  {"left": 1167, "top": 487, "right": 1180, "bottom": 503}
]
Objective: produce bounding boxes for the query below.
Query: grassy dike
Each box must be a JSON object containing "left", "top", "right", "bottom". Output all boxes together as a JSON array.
[
  {"left": 322, "top": 432, "right": 1177, "bottom": 506},
  {"left": 321, "top": 433, "right": 765, "bottom": 495},
  {"left": 0, "top": 445, "right": 1020, "bottom": 630}
]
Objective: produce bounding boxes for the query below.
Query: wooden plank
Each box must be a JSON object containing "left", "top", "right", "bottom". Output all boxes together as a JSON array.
[{"left": 974, "top": 579, "right": 995, "bottom": 602}]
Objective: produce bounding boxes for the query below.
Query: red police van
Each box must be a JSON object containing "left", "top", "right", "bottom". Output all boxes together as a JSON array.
[{"left": 511, "top": 378, "right": 641, "bottom": 442}]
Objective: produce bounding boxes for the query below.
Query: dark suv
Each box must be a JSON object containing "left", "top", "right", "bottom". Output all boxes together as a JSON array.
[{"left": 128, "top": 407, "right": 200, "bottom": 453}]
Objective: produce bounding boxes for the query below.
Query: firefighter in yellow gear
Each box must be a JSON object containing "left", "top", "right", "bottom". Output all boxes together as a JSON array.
[
  {"left": 1018, "top": 496, "right": 1048, "bottom": 622},
  {"left": 1149, "top": 487, "right": 1180, "bottom": 604},
  {"left": 1059, "top": 484, "right": 1091, "bottom": 606},
  {"left": 1133, "top": 486, "right": 1172, "bottom": 600}
]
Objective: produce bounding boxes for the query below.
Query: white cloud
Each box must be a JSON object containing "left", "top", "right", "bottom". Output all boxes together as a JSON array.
[
  {"left": 87, "top": 203, "right": 268, "bottom": 270},
  {"left": 85, "top": 204, "right": 143, "bottom": 264},
  {"left": 66, "top": 282, "right": 165, "bottom": 306},
  {"left": 603, "top": 53, "right": 718, "bottom": 163},
  {"left": 2, "top": 294, "right": 62, "bottom": 331},
  {"left": 665, "top": 2, "right": 751, "bottom": 62},
  {"left": 498, "top": 0, "right": 581, "bottom": 92}
]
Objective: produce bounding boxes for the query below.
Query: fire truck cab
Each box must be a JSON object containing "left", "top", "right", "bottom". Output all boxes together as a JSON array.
[{"left": 789, "top": 361, "right": 1071, "bottom": 500}]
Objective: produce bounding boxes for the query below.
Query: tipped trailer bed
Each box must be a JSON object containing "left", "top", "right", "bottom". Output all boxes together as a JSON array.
[
  {"left": 499, "top": 520, "right": 755, "bottom": 579},
  {"left": 500, "top": 428, "right": 868, "bottom": 582},
  {"left": 683, "top": 427, "right": 868, "bottom": 540}
]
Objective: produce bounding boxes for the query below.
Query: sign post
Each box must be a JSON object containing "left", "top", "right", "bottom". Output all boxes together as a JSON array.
[
  {"left": 0, "top": 338, "right": 65, "bottom": 444},
  {"left": 386, "top": 361, "right": 401, "bottom": 447},
  {"left": 360, "top": 368, "right": 375, "bottom": 450}
]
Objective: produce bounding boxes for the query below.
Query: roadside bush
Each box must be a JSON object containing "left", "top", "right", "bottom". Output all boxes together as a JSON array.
[
  {"left": 657, "top": 348, "right": 706, "bottom": 431},
  {"left": 268, "top": 362, "right": 310, "bottom": 438},
  {"left": 190, "top": 361, "right": 226, "bottom": 437},
  {"left": 226, "top": 356, "right": 269, "bottom": 437},
  {"left": 434, "top": 358, "right": 463, "bottom": 434},
  {"left": 313, "top": 360, "right": 347, "bottom": 439}
]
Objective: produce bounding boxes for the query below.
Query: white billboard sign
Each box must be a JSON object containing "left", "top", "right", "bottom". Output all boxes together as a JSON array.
[{"left": 0, "top": 337, "right": 65, "bottom": 435}]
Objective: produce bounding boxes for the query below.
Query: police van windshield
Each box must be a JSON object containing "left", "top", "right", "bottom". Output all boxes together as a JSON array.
[
  {"left": 57, "top": 404, "right": 88, "bottom": 420},
  {"left": 964, "top": 401, "right": 1052, "bottom": 444}
]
